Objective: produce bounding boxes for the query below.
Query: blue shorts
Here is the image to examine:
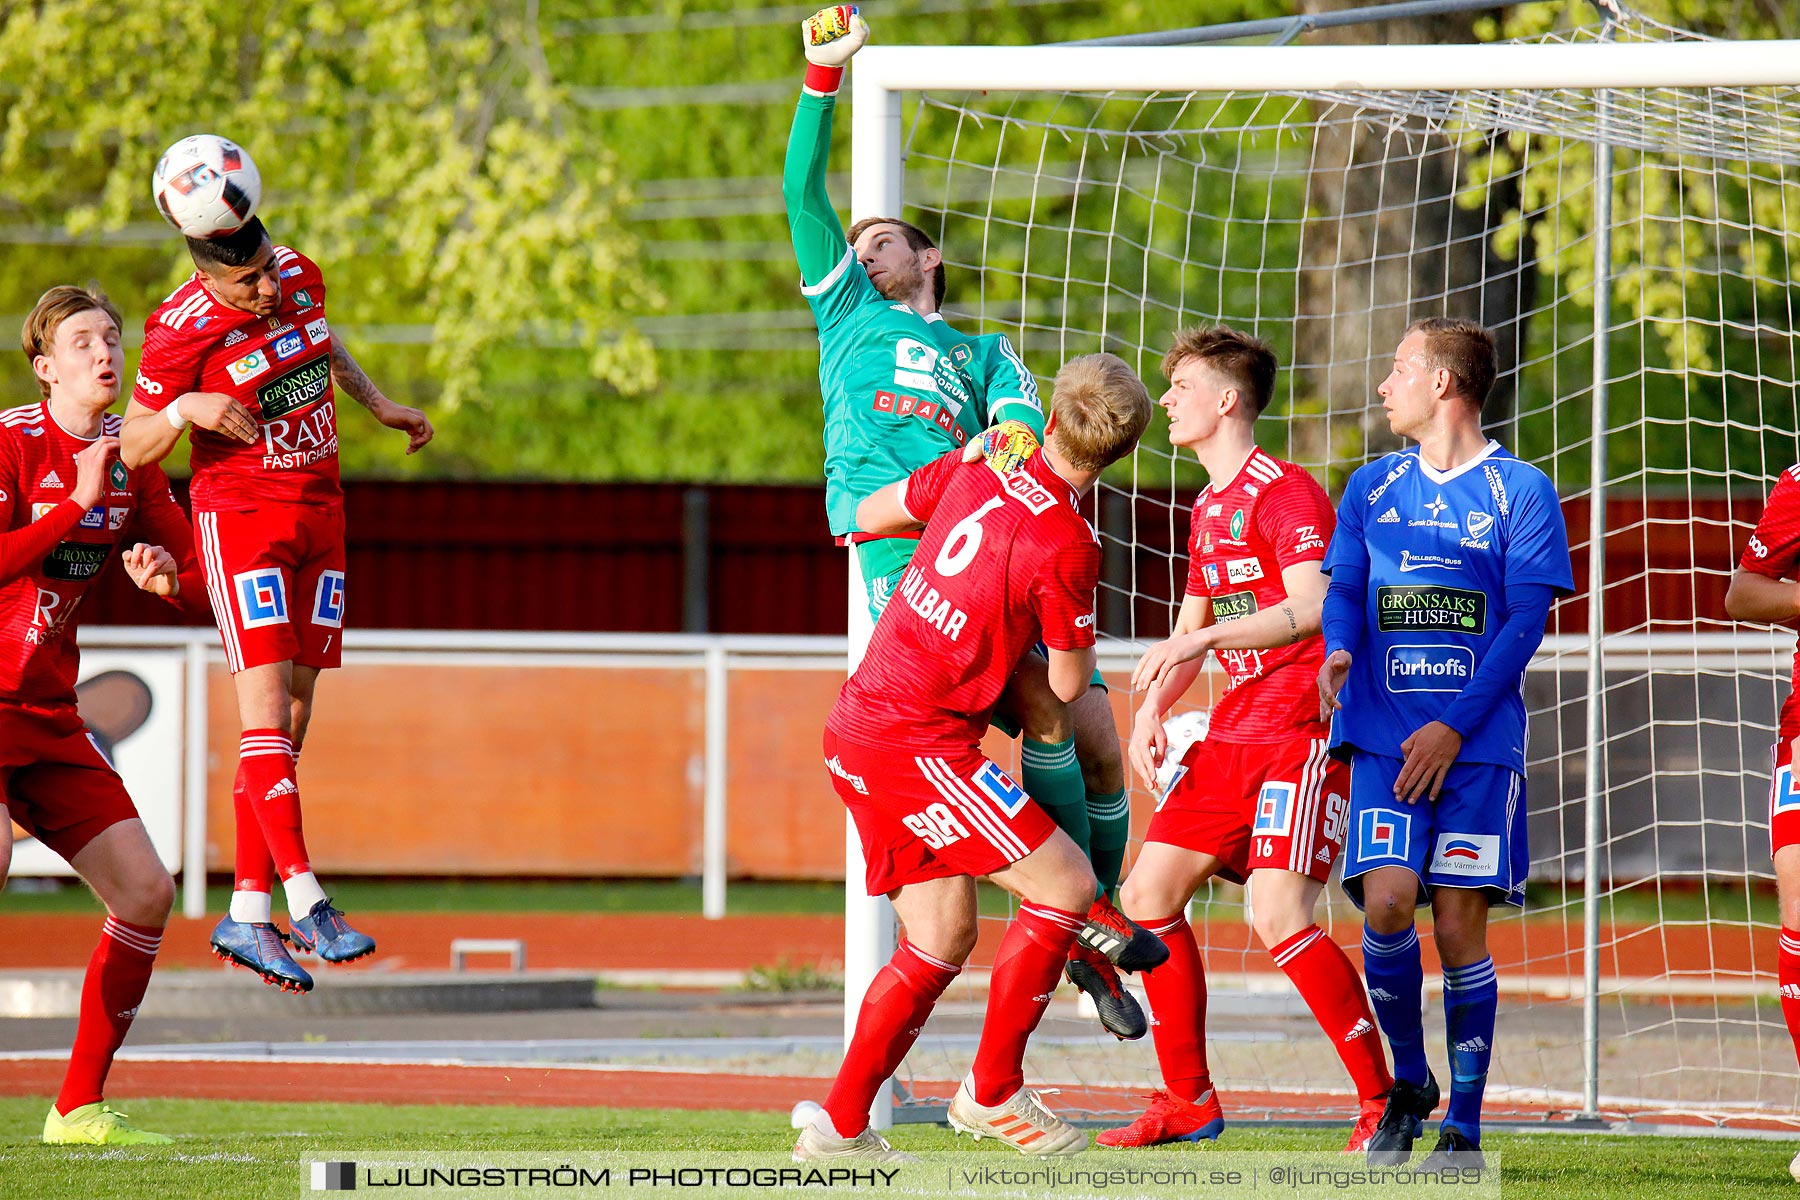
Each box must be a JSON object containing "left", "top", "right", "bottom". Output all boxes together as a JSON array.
[{"left": 1339, "top": 752, "right": 1528, "bottom": 910}]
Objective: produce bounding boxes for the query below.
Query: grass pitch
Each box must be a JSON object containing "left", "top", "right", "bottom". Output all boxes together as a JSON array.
[{"left": 0, "top": 1097, "right": 1794, "bottom": 1200}]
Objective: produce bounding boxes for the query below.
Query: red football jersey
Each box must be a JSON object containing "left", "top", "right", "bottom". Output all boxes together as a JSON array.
[
  {"left": 829, "top": 449, "right": 1101, "bottom": 751},
  {"left": 0, "top": 404, "right": 203, "bottom": 708},
  {"left": 132, "top": 245, "right": 341, "bottom": 512},
  {"left": 1739, "top": 464, "right": 1800, "bottom": 744},
  {"left": 1183, "top": 447, "right": 1334, "bottom": 743}
]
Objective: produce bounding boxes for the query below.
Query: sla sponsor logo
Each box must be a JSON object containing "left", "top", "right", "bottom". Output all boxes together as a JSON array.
[
  {"left": 902, "top": 802, "right": 969, "bottom": 850},
  {"left": 1384, "top": 644, "right": 1475, "bottom": 693},
  {"left": 1430, "top": 831, "right": 1500, "bottom": 877},
  {"left": 1375, "top": 585, "right": 1486, "bottom": 634},
  {"left": 227, "top": 348, "right": 270, "bottom": 385},
  {"left": 1225, "top": 556, "right": 1263, "bottom": 584},
  {"left": 1397, "top": 549, "right": 1464, "bottom": 574},
  {"left": 1211, "top": 589, "right": 1258, "bottom": 623}
]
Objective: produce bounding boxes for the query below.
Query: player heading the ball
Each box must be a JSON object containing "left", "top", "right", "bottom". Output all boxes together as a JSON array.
[
  {"left": 801, "top": 353, "right": 1153, "bottom": 1161},
  {"left": 1098, "top": 326, "right": 1393, "bottom": 1152},
  {"left": 121, "top": 189, "right": 433, "bottom": 994},
  {"left": 1318, "top": 318, "right": 1572, "bottom": 1170}
]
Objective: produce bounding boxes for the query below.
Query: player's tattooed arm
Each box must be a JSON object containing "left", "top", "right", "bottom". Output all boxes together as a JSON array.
[{"left": 329, "top": 341, "right": 434, "bottom": 455}]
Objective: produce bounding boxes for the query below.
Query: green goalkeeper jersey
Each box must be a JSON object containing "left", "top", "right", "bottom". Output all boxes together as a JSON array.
[{"left": 785, "top": 88, "right": 1043, "bottom": 536}]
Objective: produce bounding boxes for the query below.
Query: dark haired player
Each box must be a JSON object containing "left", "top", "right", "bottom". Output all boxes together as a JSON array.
[{"left": 121, "top": 216, "right": 432, "bottom": 993}]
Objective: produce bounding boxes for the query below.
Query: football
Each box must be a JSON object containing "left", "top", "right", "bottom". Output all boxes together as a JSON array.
[{"left": 151, "top": 134, "right": 262, "bottom": 238}]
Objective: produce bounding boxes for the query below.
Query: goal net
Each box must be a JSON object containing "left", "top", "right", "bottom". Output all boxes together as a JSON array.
[{"left": 847, "top": 11, "right": 1800, "bottom": 1131}]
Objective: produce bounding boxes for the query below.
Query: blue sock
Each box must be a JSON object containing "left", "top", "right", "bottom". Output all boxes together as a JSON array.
[
  {"left": 1361, "top": 925, "right": 1428, "bottom": 1087},
  {"left": 1441, "top": 957, "right": 1498, "bottom": 1143}
]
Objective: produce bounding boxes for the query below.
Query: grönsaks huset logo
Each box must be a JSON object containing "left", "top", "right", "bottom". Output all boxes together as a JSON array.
[
  {"left": 311, "top": 1161, "right": 356, "bottom": 1190},
  {"left": 1375, "top": 585, "right": 1486, "bottom": 634}
]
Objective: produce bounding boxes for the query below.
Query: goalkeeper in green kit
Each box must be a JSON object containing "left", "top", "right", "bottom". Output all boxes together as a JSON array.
[{"left": 786, "top": 5, "right": 1167, "bottom": 1039}]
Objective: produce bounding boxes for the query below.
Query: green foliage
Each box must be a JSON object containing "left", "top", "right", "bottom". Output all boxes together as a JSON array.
[{"left": 0, "top": 0, "right": 657, "bottom": 473}]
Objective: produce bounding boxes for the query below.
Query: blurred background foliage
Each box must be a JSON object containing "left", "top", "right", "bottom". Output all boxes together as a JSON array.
[{"left": 0, "top": 0, "right": 1790, "bottom": 483}]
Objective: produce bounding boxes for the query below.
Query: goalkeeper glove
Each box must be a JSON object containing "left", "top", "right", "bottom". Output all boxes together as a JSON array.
[
  {"left": 801, "top": 6, "right": 869, "bottom": 95},
  {"left": 977, "top": 419, "right": 1041, "bottom": 477}
]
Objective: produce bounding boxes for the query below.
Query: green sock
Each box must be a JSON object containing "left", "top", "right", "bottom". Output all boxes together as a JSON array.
[
  {"left": 1087, "top": 787, "right": 1130, "bottom": 901},
  {"left": 1021, "top": 736, "right": 1089, "bottom": 856}
]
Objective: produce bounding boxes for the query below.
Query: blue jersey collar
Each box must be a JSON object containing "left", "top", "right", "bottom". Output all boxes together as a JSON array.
[{"left": 1415, "top": 439, "right": 1503, "bottom": 486}]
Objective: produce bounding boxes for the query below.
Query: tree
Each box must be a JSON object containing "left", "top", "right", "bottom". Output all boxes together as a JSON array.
[{"left": 0, "top": 0, "right": 660, "bottom": 423}]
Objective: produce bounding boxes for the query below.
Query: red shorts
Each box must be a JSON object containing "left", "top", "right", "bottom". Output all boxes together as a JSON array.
[
  {"left": 823, "top": 728, "right": 1058, "bottom": 896},
  {"left": 194, "top": 504, "right": 346, "bottom": 674},
  {"left": 1145, "top": 734, "right": 1349, "bottom": 885},
  {"left": 1771, "top": 737, "right": 1800, "bottom": 857},
  {"left": 0, "top": 702, "right": 138, "bottom": 863}
]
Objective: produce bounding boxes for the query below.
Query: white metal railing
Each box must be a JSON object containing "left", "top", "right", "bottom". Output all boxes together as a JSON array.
[{"left": 73, "top": 625, "right": 1795, "bottom": 924}]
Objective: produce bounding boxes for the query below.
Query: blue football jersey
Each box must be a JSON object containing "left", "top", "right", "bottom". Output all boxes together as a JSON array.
[{"left": 1323, "top": 441, "right": 1573, "bottom": 772}]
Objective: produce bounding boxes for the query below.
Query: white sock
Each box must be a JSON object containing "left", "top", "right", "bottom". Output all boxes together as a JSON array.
[
  {"left": 282, "top": 871, "right": 328, "bottom": 922},
  {"left": 229, "top": 890, "right": 272, "bottom": 924}
]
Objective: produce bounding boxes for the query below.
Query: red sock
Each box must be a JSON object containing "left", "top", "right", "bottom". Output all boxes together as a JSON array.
[
  {"left": 824, "top": 938, "right": 961, "bottom": 1138},
  {"left": 56, "top": 917, "right": 162, "bottom": 1114},
  {"left": 971, "top": 902, "right": 1084, "bottom": 1105},
  {"left": 1140, "top": 913, "right": 1212, "bottom": 1102},
  {"left": 1780, "top": 928, "right": 1800, "bottom": 1068},
  {"left": 1272, "top": 925, "right": 1394, "bottom": 1104},
  {"left": 238, "top": 730, "right": 310, "bottom": 879},
  {"left": 231, "top": 772, "right": 275, "bottom": 896}
]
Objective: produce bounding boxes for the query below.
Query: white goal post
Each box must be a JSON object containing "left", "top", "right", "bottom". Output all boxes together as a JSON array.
[{"left": 843, "top": 29, "right": 1800, "bottom": 1133}]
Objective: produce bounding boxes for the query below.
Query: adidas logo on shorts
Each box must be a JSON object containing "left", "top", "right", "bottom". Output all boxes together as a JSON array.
[
  {"left": 1377, "top": 507, "right": 1400, "bottom": 524},
  {"left": 1315, "top": 847, "right": 1333, "bottom": 863}
]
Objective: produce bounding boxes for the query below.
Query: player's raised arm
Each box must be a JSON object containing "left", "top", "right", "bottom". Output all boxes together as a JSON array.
[
  {"left": 327, "top": 340, "right": 432, "bottom": 454},
  {"left": 782, "top": 7, "right": 870, "bottom": 321}
]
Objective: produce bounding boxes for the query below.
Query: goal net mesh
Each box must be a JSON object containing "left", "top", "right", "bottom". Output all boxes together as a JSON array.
[{"left": 878, "top": 11, "right": 1800, "bottom": 1129}]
